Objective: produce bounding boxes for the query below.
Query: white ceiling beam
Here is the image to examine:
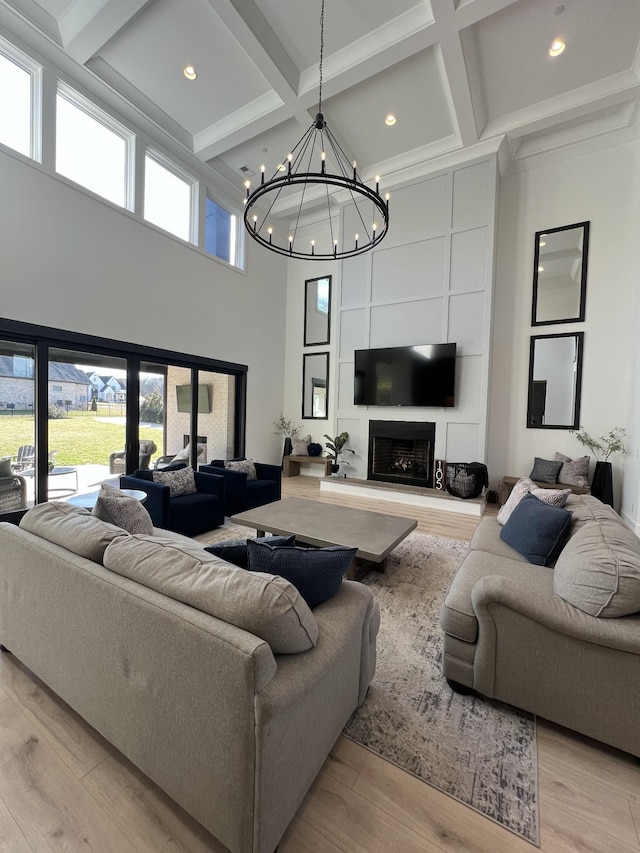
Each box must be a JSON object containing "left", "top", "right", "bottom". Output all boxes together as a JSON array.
[
  {"left": 205, "top": 0, "right": 299, "bottom": 102},
  {"left": 58, "top": 0, "right": 153, "bottom": 65}
]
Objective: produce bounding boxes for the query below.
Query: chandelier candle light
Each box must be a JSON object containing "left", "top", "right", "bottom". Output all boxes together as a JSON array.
[{"left": 243, "top": 0, "right": 389, "bottom": 260}]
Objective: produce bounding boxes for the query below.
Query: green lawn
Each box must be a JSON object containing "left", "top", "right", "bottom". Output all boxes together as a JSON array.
[{"left": 0, "top": 411, "right": 163, "bottom": 467}]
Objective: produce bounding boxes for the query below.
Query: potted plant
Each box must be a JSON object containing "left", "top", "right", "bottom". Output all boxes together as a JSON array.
[
  {"left": 323, "top": 431, "right": 354, "bottom": 475},
  {"left": 571, "top": 426, "right": 627, "bottom": 506},
  {"left": 273, "top": 414, "right": 299, "bottom": 462}
]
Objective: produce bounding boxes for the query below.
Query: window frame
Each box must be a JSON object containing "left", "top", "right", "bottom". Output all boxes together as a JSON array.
[
  {"left": 144, "top": 147, "right": 198, "bottom": 245},
  {"left": 204, "top": 192, "right": 245, "bottom": 269},
  {"left": 0, "top": 34, "right": 42, "bottom": 162},
  {"left": 55, "top": 81, "right": 135, "bottom": 210}
]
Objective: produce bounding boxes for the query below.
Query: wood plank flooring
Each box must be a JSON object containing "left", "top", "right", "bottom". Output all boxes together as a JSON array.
[{"left": 0, "top": 475, "right": 638, "bottom": 853}]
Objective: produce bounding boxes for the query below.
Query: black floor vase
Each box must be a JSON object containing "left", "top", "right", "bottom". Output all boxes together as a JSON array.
[{"left": 591, "top": 461, "right": 614, "bottom": 507}]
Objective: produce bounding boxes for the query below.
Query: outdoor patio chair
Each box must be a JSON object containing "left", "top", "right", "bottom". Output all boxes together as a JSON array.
[
  {"left": 0, "top": 474, "right": 27, "bottom": 511},
  {"left": 154, "top": 442, "right": 206, "bottom": 470},
  {"left": 109, "top": 440, "right": 157, "bottom": 475},
  {"left": 12, "top": 445, "right": 35, "bottom": 472}
]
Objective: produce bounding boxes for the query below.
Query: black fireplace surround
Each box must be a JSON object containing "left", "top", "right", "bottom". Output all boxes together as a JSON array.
[{"left": 368, "top": 421, "right": 436, "bottom": 489}]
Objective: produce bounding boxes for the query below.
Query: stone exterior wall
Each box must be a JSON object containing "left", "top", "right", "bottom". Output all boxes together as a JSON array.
[{"left": 0, "top": 378, "right": 90, "bottom": 410}]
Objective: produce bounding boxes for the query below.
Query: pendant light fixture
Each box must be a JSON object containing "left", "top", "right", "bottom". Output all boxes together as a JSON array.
[{"left": 243, "top": 0, "right": 390, "bottom": 260}]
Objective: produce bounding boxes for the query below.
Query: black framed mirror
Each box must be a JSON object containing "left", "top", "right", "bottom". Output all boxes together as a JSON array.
[
  {"left": 304, "top": 275, "right": 331, "bottom": 346},
  {"left": 302, "top": 352, "right": 329, "bottom": 419},
  {"left": 532, "top": 221, "right": 589, "bottom": 326},
  {"left": 527, "top": 332, "right": 584, "bottom": 429}
]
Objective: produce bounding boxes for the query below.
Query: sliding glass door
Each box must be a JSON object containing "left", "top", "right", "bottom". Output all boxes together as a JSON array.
[{"left": 0, "top": 339, "right": 35, "bottom": 517}]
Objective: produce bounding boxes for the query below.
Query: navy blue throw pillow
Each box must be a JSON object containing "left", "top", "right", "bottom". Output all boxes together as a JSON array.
[
  {"left": 246, "top": 541, "right": 357, "bottom": 608},
  {"left": 204, "top": 535, "right": 295, "bottom": 569},
  {"left": 499, "top": 492, "right": 572, "bottom": 566}
]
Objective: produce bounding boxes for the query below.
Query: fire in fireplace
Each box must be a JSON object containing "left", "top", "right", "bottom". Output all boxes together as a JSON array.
[{"left": 368, "top": 421, "right": 436, "bottom": 488}]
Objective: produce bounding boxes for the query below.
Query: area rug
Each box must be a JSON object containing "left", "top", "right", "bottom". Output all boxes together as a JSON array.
[
  {"left": 196, "top": 523, "right": 539, "bottom": 845},
  {"left": 344, "top": 531, "right": 539, "bottom": 845}
]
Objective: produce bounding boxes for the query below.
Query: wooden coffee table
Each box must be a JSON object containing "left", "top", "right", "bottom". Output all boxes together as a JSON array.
[{"left": 231, "top": 497, "right": 417, "bottom": 580}]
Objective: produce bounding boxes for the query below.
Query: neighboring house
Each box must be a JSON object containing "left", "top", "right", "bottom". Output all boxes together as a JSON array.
[
  {"left": 0, "top": 356, "right": 91, "bottom": 410},
  {"left": 86, "top": 372, "right": 126, "bottom": 403}
]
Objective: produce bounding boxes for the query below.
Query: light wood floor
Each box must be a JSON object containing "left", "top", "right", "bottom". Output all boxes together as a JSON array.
[{"left": 0, "top": 476, "right": 638, "bottom": 853}]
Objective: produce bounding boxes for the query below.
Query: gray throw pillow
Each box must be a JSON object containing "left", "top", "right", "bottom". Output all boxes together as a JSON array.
[
  {"left": 92, "top": 483, "right": 154, "bottom": 535},
  {"left": 291, "top": 434, "right": 311, "bottom": 455},
  {"left": 554, "top": 452, "right": 590, "bottom": 488},
  {"left": 531, "top": 487, "right": 571, "bottom": 508},
  {"left": 529, "top": 457, "right": 563, "bottom": 484},
  {"left": 0, "top": 457, "right": 13, "bottom": 477},
  {"left": 153, "top": 466, "right": 197, "bottom": 497},
  {"left": 225, "top": 459, "right": 257, "bottom": 480}
]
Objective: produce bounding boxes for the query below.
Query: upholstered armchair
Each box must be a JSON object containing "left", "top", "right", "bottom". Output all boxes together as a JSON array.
[
  {"left": 200, "top": 459, "right": 281, "bottom": 517},
  {"left": 109, "top": 440, "right": 157, "bottom": 475},
  {"left": 120, "top": 466, "right": 225, "bottom": 536}
]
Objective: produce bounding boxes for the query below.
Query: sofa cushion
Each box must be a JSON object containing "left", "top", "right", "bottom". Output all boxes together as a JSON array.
[
  {"left": 529, "top": 457, "right": 563, "bottom": 484},
  {"left": 103, "top": 535, "right": 318, "bottom": 653},
  {"left": 224, "top": 459, "right": 257, "bottom": 480},
  {"left": 500, "top": 493, "right": 572, "bottom": 566},
  {"left": 152, "top": 466, "right": 197, "bottom": 497},
  {"left": 553, "top": 520, "right": 640, "bottom": 617},
  {"left": 92, "top": 483, "right": 154, "bottom": 534},
  {"left": 247, "top": 541, "right": 356, "bottom": 608},
  {"left": 555, "top": 452, "right": 590, "bottom": 488},
  {"left": 19, "top": 501, "right": 128, "bottom": 563},
  {"left": 204, "top": 534, "right": 295, "bottom": 569}
]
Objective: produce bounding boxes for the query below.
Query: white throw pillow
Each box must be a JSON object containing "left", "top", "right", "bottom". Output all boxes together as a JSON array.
[
  {"left": 497, "top": 477, "right": 535, "bottom": 525},
  {"left": 225, "top": 459, "right": 257, "bottom": 480},
  {"left": 291, "top": 434, "right": 311, "bottom": 455},
  {"left": 152, "top": 466, "right": 197, "bottom": 497}
]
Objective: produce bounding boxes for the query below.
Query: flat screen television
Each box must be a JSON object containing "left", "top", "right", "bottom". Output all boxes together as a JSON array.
[
  {"left": 354, "top": 343, "right": 456, "bottom": 407},
  {"left": 175, "top": 384, "right": 212, "bottom": 413}
]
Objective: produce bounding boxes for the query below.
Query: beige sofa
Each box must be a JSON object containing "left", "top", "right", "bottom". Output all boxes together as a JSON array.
[
  {"left": 0, "top": 503, "right": 380, "bottom": 853},
  {"left": 441, "top": 494, "right": 640, "bottom": 757}
]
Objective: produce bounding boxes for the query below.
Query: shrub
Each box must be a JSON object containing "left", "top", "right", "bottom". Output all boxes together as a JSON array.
[
  {"left": 48, "top": 404, "right": 67, "bottom": 419},
  {"left": 140, "top": 390, "right": 164, "bottom": 424}
]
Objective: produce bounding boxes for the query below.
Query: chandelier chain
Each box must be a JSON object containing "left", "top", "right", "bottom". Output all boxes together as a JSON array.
[{"left": 318, "top": 0, "right": 325, "bottom": 115}]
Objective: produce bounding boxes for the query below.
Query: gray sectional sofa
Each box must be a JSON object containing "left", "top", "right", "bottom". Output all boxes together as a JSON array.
[
  {"left": 0, "top": 503, "right": 380, "bottom": 853},
  {"left": 441, "top": 493, "right": 640, "bottom": 757}
]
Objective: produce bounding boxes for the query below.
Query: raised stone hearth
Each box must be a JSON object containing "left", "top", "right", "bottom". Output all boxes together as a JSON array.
[{"left": 320, "top": 476, "right": 486, "bottom": 516}]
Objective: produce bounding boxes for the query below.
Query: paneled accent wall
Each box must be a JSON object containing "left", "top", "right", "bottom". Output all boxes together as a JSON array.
[{"left": 335, "top": 157, "right": 498, "bottom": 479}]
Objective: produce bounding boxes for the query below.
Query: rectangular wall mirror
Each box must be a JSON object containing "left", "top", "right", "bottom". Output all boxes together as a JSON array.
[
  {"left": 532, "top": 221, "right": 589, "bottom": 326},
  {"left": 302, "top": 352, "right": 329, "bottom": 419},
  {"left": 527, "top": 332, "right": 584, "bottom": 429},
  {"left": 304, "top": 276, "right": 331, "bottom": 346}
]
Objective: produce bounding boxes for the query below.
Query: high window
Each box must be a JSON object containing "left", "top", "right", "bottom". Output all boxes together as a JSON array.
[
  {"left": 55, "top": 85, "right": 132, "bottom": 208},
  {"left": 144, "top": 151, "right": 195, "bottom": 243},
  {"left": 205, "top": 196, "right": 240, "bottom": 266},
  {"left": 0, "top": 40, "right": 39, "bottom": 159}
]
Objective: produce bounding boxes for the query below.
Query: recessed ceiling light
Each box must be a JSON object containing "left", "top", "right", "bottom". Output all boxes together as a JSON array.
[
  {"left": 539, "top": 240, "right": 546, "bottom": 247},
  {"left": 385, "top": 114, "right": 397, "bottom": 126},
  {"left": 183, "top": 65, "right": 197, "bottom": 80},
  {"left": 548, "top": 38, "right": 566, "bottom": 57}
]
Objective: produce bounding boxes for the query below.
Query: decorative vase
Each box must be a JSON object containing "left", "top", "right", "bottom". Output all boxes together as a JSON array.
[
  {"left": 281, "top": 436, "right": 293, "bottom": 470},
  {"left": 591, "top": 460, "right": 614, "bottom": 507},
  {"left": 330, "top": 463, "right": 340, "bottom": 475}
]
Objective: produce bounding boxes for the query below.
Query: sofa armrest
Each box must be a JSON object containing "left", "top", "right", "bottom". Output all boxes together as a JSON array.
[
  {"left": 254, "top": 463, "right": 282, "bottom": 484},
  {"left": 120, "top": 475, "right": 169, "bottom": 527},
  {"left": 194, "top": 470, "right": 226, "bottom": 500}
]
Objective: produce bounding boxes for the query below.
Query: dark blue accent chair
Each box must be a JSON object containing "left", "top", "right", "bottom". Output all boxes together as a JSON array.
[
  {"left": 120, "top": 467, "right": 225, "bottom": 536},
  {"left": 200, "top": 460, "right": 281, "bottom": 517}
]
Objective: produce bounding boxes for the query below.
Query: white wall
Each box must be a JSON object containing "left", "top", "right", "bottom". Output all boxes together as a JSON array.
[
  {"left": 0, "top": 149, "right": 288, "bottom": 465},
  {"left": 283, "top": 157, "right": 498, "bottom": 479},
  {"left": 490, "top": 141, "right": 640, "bottom": 514}
]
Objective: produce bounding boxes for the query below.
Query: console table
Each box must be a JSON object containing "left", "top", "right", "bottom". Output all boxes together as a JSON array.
[{"left": 283, "top": 455, "right": 332, "bottom": 477}]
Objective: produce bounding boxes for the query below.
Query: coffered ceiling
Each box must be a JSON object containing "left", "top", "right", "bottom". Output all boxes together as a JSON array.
[{"left": 1, "top": 0, "right": 639, "bottom": 216}]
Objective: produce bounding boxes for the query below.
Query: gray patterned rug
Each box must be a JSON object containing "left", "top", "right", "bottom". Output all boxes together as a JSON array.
[
  {"left": 344, "top": 531, "right": 539, "bottom": 845},
  {"left": 196, "top": 523, "right": 539, "bottom": 844}
]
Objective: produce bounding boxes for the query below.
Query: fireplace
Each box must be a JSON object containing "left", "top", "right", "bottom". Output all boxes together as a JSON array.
[{"left": 368, "top": 421, "right": 436, "bottom": 488}]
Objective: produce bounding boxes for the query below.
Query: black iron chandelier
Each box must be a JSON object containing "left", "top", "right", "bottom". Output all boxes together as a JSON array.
[{"left": 243, "top": 0, "right": 390, "bottom": 260}]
